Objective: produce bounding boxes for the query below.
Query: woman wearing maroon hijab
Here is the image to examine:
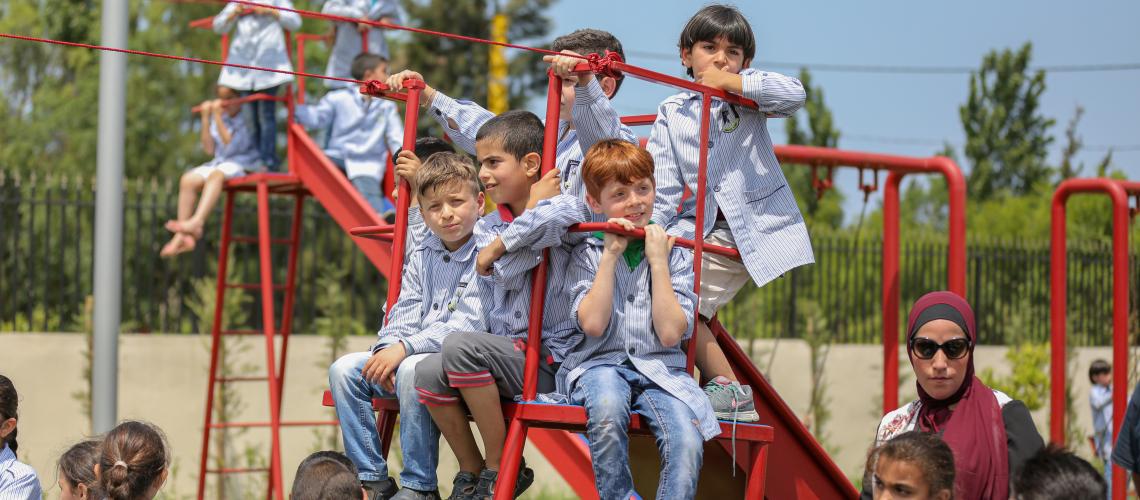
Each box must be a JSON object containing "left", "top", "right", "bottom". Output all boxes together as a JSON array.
[{"left": 861, "top": 291, "right": 1043, "bottom": 499}]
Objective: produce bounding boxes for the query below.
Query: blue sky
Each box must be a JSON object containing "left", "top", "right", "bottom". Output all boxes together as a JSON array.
[{"left": 527, "top": 0, "right": 1140, "bottom": 223}]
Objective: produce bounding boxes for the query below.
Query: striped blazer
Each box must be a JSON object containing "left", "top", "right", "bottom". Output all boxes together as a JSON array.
[{"left": 648, "top": 68, "right": 814, "bottom": 288}]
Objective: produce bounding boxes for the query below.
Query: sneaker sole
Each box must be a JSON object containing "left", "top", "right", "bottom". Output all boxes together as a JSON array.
[{"left": 715, "top": 409, "right": 760, "bottom": 422}]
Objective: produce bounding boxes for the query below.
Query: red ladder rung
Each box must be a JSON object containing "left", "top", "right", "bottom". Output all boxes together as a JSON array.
[
  {"left": 205, "top": 467, "right": 270, "bottom": 474},
  {"left": 224, "top": 283, "right": 286, "bottom": 291},
  {"left": 209, "top": 420, "right": 339, "bottom": 429},
  {"left": 231, "top": 236, "right": 296, "bottom": 245}
]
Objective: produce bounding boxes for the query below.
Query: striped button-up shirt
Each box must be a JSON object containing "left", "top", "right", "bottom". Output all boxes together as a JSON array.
[
  {"left": 213, "top": 0, "right": 302, "bottom": 91},
  {"left": 295, "top": 88, "right": 404, "bottom": 180},
  {"left": 563, "top": 238, "right": 720, "bottom": 440},
  {"left": 427, "top": 79, "right": 636, "bottom": 206},
  {"left": 431, "top": 208, "right": 578, "bottom": 362},
  {"left": 322, "top": 0, "right": 400, "bottom": 87},
  {"left": 373, "top": 232, "right": 480, "bottom": 355},
  {"left": 649, "top": 68, "right": 814, "bottom": 288},
  {"left": 0, "top": 444, "right": 41, "bottom": 500},
  {"left": 204, "top": 112, "right": 259, "bottom": 170}
]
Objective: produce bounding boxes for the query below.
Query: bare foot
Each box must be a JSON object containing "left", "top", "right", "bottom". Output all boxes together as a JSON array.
[
  {"left": 159, "top": 233, "right": 197, "bottom": 258},
  {"left": 165, "top": 219, "right": 204, "bottom": 239}
]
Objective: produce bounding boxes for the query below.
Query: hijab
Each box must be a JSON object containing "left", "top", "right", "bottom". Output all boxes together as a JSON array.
[{"left": 906, "top": 291, "right": 1009, "bottom": 499}]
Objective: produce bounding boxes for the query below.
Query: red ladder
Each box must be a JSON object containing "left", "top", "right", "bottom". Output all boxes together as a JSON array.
[{"left": 196, "top": 173, "right": 335, "bottom": 500}]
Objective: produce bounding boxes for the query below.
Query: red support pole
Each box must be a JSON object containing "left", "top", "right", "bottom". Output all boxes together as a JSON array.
[
  {"left": 274, "top": 194, "right": 305, "bottom": 417},
  {"left": 197, "top": 194, "right": 235, "bottom": 500},
  {"left": 1049, "top": 178, "right": 1139, "bottom": 500},
  {"left": 882, "top": 172, "right": 903, "bottom": 414},
  {"left": 256, "top": 181, "right": 285, "bottom": 500},
  {"left": 687, "top": 93, "right": 712, "bottom": 374},
  {"left": 383, "top": 81, "right": 422, "bottom": 315},
  {"left": 937, "top": 157, "right": 968, "bottom": 297}
]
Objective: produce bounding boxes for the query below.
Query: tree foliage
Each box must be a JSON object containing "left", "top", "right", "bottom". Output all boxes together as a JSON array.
[{"left": 960, "top": 42, "right": 1055, "bottom": 201}]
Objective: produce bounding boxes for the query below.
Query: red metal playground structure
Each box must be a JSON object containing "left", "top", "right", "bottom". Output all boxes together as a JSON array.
[{"left": 163, "top": 4, "right": 1137, "bottom": 500}]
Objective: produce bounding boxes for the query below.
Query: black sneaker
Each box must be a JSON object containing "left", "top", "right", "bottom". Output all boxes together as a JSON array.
[
  {"left": 362, "top": 477, "right": 399, "bottom": 500},
  {"left": 472, "top": 461, "right": 534, "bottom": 499},
  {"left": 447, "top": 471, "right": 479, "bottom": 500},
  {"left": 391, "top": 487, "right": 442, "bottom": 500}
]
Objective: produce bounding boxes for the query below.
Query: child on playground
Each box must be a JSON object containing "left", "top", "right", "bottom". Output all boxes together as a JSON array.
[
  {"left": 328, "top": 152, "right": 486, "bottom": 500},
  {"left": 412, "top": 111, "right": 580, "bottom": 499},
  {"left": 58, "top": 438, "right": 102, "bottom": 500},
  {"left": 161, "top": 85, "right": 257, "bottom": 257},
  {"left": 95, "top": 421, "right": 169, "bottom": 500},
  {"left": 1015, "top": 445, "right": 1107, "bottom": 500},
  {"left": 322, "top": 0, "right": 400, "bottom": 86},
  {"left": 385, "top": 28, "right": 636, "bottom": 207},
  {"left": 291, "top": 451, "right": 366, "bottom": 500},
  {"left": 296, "top": 52, "right": 402, "bottom": 218},
  {"left": 0, "top": 374, "right": 42, "bottom": 499},
  {"left": 649, "top": 4, "right": 811, "bottom": 420},
  {"left": 212, "top": 0, "right": 301, "bottom": 171},
  {"left": 864, "top": 431, "right": 955, "bottom": 500},
  {"left": 555, "top": 139, "right": 715, "bottom": 500},
  {"left": 1089, "top": 359, "right": 1113, "bottom": 497}
]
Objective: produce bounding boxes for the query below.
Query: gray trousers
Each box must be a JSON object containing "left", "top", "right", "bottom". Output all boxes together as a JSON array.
[{"left": 413, "top": 332, "right": 557, "bottom": 406}]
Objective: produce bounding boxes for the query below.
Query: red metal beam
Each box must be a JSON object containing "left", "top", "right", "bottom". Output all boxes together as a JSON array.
[{"left": 1050, "top": 178, "right": 1140, "bottom": 500}]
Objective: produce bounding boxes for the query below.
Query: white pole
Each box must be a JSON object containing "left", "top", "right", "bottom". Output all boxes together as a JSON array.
[{"left": 92, "top": 0, "right": 128, "bottom": 434}]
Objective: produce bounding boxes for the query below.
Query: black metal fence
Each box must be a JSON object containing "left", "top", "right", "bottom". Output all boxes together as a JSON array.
[{"left": 2, "top": 171, "right": 1137, "bottom": 345}]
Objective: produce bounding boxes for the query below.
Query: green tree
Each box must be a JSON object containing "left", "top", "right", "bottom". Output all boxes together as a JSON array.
[
  {"left": 397, "top": 0, "right": 554, "bottom": 136},
  {"left": 783, "top": 68, "right": 844, "bottom": 230},
  {"left": 959, "top": 42, "right": 1055, "bottom": 201}
]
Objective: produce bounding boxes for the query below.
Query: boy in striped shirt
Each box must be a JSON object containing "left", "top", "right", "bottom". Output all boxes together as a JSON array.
[
  {"left": 567, "top": 139, "right": 717, "bottom": 499},
  {"left": 328, "top": 152, "right": 485, "bottom": 500},
  {"left": 650, "top": 4, "right": 811, "bottom": 421}
]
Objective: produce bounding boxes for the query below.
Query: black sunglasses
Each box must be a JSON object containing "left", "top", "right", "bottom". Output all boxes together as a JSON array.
[{"left": 910, "top": 337, "right": 970, "bottom": 360}]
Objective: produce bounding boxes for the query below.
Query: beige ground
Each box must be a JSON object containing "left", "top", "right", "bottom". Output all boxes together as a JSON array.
[{"left": 0, "top": 332, "right": 1119, "bottom": 498}]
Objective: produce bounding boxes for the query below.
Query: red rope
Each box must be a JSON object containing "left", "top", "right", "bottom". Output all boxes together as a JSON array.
[
  {"left": 0, "top": 32, "right": 365, "bottom": 86},
  {"left": 182, "top": 0, "right": 589, "bottom": 61}
]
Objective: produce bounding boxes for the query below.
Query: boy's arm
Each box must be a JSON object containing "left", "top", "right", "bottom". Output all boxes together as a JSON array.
[
  {"left": 572, "top": 77, "right": 638, "bottom": 152},
  {"left": 199, "top": 103, "right": 215, "bottom": 156},
  {"left": 426, "top": 91, "right": 493, "bottom": 156},
  {"left": 372, "top": 250, "right": 426, "bottom": 352},
  {"left": 574, "top": 240, "right": 620, "bottom": 338},
  {"left": 212, "top": 3, "right": 240, "bottom": 33},
  {"left": 403, "top": 205, "right": 429, "bottom": 257},
  {"left": 740, "top": 68, "right": 806, "bottom": 118},
  {"left": 645, "top": 226, "right": 693, "bottom": 347},
  {"left": 273, "top": 0, "right": 302, "bottom": 31},
  {"left": 293, "top": 94, "right": 336, "bottom": 130},
  {"left": 1091, "top": 386, "right": 1113, "bottom": 412},
  {"left": 501, "top": 195, "right": 590, "bottom": 253},
  {"left": 647, "top": 104, "right": 686, "bottom": 227},
  {"left": 213, "top": 108, "right": 233, "bottom": 145}
]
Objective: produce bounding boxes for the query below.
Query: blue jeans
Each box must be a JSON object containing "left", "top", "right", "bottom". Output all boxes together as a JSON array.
[
  {"left": 571, "top": 364, "right": 704, "bottom": 500},
  {"left": 241, "top": 85, "right": 281, "bottom": 171},
  {"left": 328, "top": 349, "right": 440, "bottom": 491},
  {"left": 327, "top": 157, "right": 394, "bottom": 216}
]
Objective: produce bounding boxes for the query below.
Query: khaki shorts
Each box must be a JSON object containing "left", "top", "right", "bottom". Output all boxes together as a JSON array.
[
  {"left": 188, "top": 161, "right": 246, "bottom": 181},
  {"left": 697, "top": 220, "right": 750, "bottom": 319}
]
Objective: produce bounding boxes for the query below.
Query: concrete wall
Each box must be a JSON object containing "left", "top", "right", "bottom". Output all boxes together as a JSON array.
[{"left": 0, "top": 333, "right": 1117, "bottom": 497}]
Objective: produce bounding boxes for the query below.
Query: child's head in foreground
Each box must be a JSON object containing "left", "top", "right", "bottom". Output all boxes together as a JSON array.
[
  {"left": 582, "top": 140, "right": 655, "bottom": 228},
  {"left": 0, "top": 375, "right": 19, "bottom": 457},
  {"left": 96, "top": 421, "right": 170, "bottom": 500},
  {"left": 677, "top": 4, "right": 756, "bottom": 78},
  {"left": 551, "top": 28, "right": 625, "bottom": 118},
  {"left": 290, "top": 451, "right": 363, "bottom": 500},
  {"left": 351, "top": 52, "right": 390, "bottom": 83},
  {"left": 1013, "top": 445, "right": 1105, "bottom": 500},
  {"left": 866, "top": 431, "right": 955, "bottom": 500},
  {"left": 1089, "top": 359, "right": 1111, "bottom": 386},
  {"left": 58, "top": 438, "right": 102, "bottom": 500},
  {"left": 473, "top": 110, "right": 544, "bottom": 209},
  {"left": 414, "top": 152, "right": 485, "bottom": 250}
]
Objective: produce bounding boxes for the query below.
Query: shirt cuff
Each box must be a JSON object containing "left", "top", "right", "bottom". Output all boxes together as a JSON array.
[
  {"left": 428, "top": 92, "right": 462, "bottom": 131},
  {"left": 400, "top": 339, "right": 415, "bottom": 355},
  {"left": 741, "top": 71, "right": 765, "bottom": 102}
]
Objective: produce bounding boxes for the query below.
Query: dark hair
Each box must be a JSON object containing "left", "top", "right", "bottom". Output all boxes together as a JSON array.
[
  {"left": 1014, "top": 445, "right": 1105, "bottom": 500},
  {"left": 413, "top": 136, "right": 456, "bottom": 160},
  {"left": 552, "top": 28, "right": 626, "bottom": 96},
  {"left": 866, "top": 431, "right": 955, "bottom": 499},
  {"left": 1089, "top": 359, "right": 1111, "bottom": 384},
  {"left": 415, "top": 152, "right": 482, "bottom": 200},
  {"left": 474, "top": 110, "right": 544, "bottom": 161},
  {"left": 350, "top": 53, "right": 388, "bottom": 81},
  {"left": 291, "top": 451, "right": 362, "bottom": 500},
  {"left": 98, "top": 421, "right": 169, "bottom": 500},
  {"left": 677, "top": 4, "right": 756, "bottom": 77},
  {"left": 59, "top": 439, "right": 103, "bottom": 496},
  {"left": 0, "top": 375, "right": 19, "bottom": 456}
]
